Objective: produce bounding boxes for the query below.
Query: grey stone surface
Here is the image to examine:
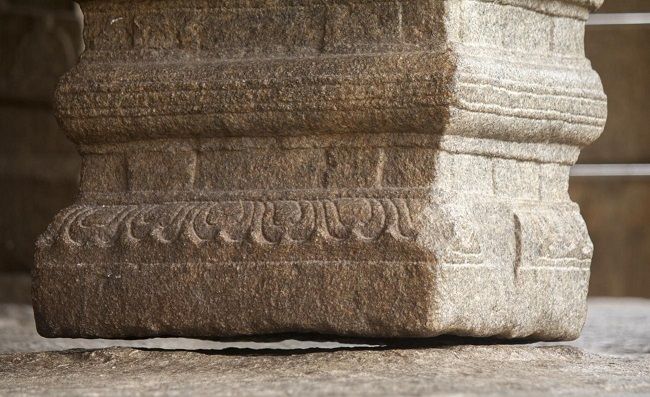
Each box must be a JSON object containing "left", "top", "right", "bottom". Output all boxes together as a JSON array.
[
  {"left": 1, "top": 299, "right": 649, "bottom": 396},
  {"left": 542, "top": 298, "right": 650, "bottom": 356},
  {"left": 1, "top": 299, "right": 649, "bottom": 395},
  {"left": 2, "top": 345, "right": 649, "bottom": 397},
  {"left": 34, "top": 0, "right": 608, "bottom": 341}
]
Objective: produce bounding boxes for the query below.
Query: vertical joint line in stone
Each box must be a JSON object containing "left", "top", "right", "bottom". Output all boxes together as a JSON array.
[
  {"left": 189, "top": 149, "right": 198, "bottom": 190},
  {"left": 323, "top": 148, "right": 333, "bottom": 188},
  {"left": 396, "top": 1, "right": 404, "bottom": 43},
  {"left": 550, "top": 18, "right": 556, "bottom": 53},
  {"left": 513, "top": 213, "right": 523, "bottom": 279},
  {"left": 375, "top": 148, "right": 387, "bottom": 188},
  {"left": 538, "top": 163, "right": 543, "bottom": 202},
  {"left": 121, "top": 152, "right": 130, "bottom": 192},
  {"left": 490, "top": 159, "right": 497, "bottom": 195},
  {"left": 319, "top": 5, "right": 328, "bottom": 53},
  {"left": 458, "top": 1, "right": 466, "bottom": 42}
]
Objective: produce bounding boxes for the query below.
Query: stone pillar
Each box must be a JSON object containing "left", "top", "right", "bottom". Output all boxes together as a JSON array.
[{"left": 33, "top": 0, "right": 607, "bottom": 341}]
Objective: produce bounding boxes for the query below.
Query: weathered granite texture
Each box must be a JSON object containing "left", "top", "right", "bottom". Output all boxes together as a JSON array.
[
  {"left": 33, "top": 0, "right": 607, "bottom": 340},
  {"left": 1, "top": 299, "right": 650, "bottom": 396}
]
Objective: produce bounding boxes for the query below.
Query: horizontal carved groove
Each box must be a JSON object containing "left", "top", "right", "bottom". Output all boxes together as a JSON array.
[
  {"left": 35, "top": 260, "right": 587, "bottom": 272},
  {"left": 59, "top": 81, "right": 604, "bottom": 123},
  {"left": 56, "top": 70, "right": 450, "bottom": 115},
  {"left": 82, "top": 0, "right": 599, "bottom": 19},
  {"left": 457, "top": 73, "right": 605, "bottom": 101},
  {"left": 453, "top": 99, "right": 606, "bottom": 127}
]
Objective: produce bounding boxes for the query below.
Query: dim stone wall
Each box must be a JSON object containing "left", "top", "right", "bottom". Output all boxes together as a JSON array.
[
  {"left": 571, "top": 0, "right": 650, "bottom": 297},
  {"left": 0, "top": 0, "right": 82, "bottom": 272}
]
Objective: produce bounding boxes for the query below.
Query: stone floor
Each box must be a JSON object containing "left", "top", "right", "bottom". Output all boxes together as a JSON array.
[{"left": 0, "top": 293, "right": 649, "bottom": 396}]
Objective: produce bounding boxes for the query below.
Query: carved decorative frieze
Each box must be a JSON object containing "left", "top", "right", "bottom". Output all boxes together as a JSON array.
[{"left": 41, "top": 198, "right": 420, "bottom": 247}]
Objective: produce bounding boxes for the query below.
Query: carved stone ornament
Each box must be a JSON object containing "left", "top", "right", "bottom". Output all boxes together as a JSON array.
[{"left": 33, "top": 0, "right": 607, "bottom": 341}]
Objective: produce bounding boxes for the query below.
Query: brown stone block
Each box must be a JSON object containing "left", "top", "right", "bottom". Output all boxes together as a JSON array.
[
  {"left": 580, "top": 24, "right": 650, "bottom": 163},
  {"left": 127, "top": 150, "right": 197, "bottom": 192},
  {"left": 80, "top": 154, "right": 127, "bottom": 193},
  {"left": 570, "top": 177, "right": 650, "bottom": 297},
  {"left": 196, "top": 149, "right": 324, "bottom": 191}
]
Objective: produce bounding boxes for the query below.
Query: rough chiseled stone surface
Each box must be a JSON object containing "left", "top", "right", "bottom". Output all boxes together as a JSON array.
[{"left": 33, "top": 0, "right": 608, "bottom": 340}]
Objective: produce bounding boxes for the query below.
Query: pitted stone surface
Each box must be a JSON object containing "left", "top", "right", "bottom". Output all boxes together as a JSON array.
[
  {"left": 2, "top": 346, "right": 649, "bottom": 397},
  {"left": 34, "top": 0, "right": 607, "bottom": 340}
]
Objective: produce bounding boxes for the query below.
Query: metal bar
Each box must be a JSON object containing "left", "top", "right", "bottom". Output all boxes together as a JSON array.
[
  {"left": 588, "top": 13, "right": 650, "bottom": 25},
  {"left": 571, "top": 164, "right": 650, "bottom": 177}
]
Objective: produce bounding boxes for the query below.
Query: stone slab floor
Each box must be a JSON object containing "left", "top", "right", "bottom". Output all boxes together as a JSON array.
[{"left": 0, "top": 297, "right": 648, "bottom": 396}]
